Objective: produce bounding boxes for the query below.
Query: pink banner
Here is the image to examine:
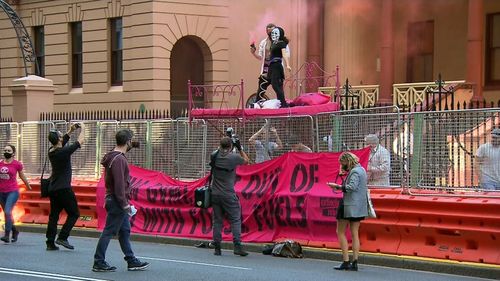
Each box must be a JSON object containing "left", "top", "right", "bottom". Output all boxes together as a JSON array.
[{"left": 97, "top": 148, "right": 370, "bottom": 244}]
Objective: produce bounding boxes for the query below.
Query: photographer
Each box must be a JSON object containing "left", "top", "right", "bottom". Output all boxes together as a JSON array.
[
  {"left": 211, "top": 136, "right": 249, "bottom": 256},
  {"left": 46, "top": 123, "right": 85, "bottom": 251}
]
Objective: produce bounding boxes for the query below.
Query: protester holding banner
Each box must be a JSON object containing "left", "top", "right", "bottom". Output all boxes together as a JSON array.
[
  {"left": 93, "top": 129, "right": 149, "bottom": 272},
  {"left": 46, "top": 123, "right": 85, "bottom": 251},
  {"left": 248, "top": 123, "right": 283, "bottom": 163},
  {"left": 210, "top": 137, "right": 249, "bottom": 256},
  {"left": 0, "top": 144, "right": 31, "bottom": 243},
  {"left": 328, "top": 152, "right": 368, "bottom": 271}
]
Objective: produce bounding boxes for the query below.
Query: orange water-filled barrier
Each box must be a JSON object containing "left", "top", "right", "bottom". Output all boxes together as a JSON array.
[
  {"left": 11, "top": 181, "right": 500, "bottom": 265},
  {"left": 17, "top": 180, "right": 98, "bottom": 228}
]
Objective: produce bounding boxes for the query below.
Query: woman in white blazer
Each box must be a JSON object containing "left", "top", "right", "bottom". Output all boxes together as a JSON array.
[{"left": 328, "top": 152, "right": 368, "bottom": 271}]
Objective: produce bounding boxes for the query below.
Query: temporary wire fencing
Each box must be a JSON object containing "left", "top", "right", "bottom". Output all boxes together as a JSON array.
[{"left": 1, "top": 106, "right": 499, "bottom": 194}]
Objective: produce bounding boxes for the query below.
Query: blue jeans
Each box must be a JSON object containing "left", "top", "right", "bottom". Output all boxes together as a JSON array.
[
  {"left": 94, "top": 196, "right": 135, "bottom": 263},
  {"left": 0, "top": 190, "right": 19, "bottom": 234}
]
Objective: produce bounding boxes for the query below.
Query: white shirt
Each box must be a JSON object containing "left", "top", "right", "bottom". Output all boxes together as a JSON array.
[
  {"left": 476, "top": 143, "right": 500, "bottom": 185},
  {"left": 367, "top": 145, "right": 391, "bottom": 186}
]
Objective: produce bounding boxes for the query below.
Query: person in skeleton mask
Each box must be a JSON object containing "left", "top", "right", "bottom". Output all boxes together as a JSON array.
[
  {"left": 250, "top": 23, "right": 290, "bottom": 104},
  {"left": 268, "top": 26, "right": 292, "bottom": 108},
  {"left": 0, "top": 144, "right": 32, "bottom": 243}
]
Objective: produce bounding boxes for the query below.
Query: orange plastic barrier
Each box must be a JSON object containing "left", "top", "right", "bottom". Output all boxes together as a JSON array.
[
  {"left": 359, "top": 189, "right": 402, "bottom": 255},
  {"left": 17, "top": 179, "right": 99, "bottom": 228},
  {"left": 393, "top": 195, "right": 500, "bottom": 264}
]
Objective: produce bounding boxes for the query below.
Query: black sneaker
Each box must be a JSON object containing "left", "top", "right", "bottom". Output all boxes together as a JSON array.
[
  {"left": 0, "top": 235, "right": 9, "bottom": 243},
  {"left": 127, "top": 258, "right": 150, "bottom": 271},
  {"left": 46, "top": 243, "right": 59, "bottom": 251},
  {"left": 56, "top": 239, "right": 74, "bottom": 250},
  {"left": 92, "top": 261, "right": 117, "bottom": 272}
]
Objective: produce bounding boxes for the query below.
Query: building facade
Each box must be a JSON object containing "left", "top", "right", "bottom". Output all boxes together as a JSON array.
[{"left": 0, "top": 0, "right": 499, "bottom": 120}]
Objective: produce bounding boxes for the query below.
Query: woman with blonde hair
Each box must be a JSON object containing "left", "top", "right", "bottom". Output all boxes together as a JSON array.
[{"left": 327, "top": 152, "right": 368, "bottom": 271}]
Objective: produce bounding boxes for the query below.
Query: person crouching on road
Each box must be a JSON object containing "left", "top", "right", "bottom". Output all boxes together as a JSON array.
[
  {"left": 327, "top": 152, "right": 368, "bottom": 271},
  {"left": 92, "top": 129, "right": 149, "bottom": 272},
  {"left": 211, "top": 137, "right": 249, "bottom": 256}
]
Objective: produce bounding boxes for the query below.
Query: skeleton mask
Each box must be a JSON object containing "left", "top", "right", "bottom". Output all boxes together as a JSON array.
[{"left": 271, "top": 28, "right": 280, "bottom": 43}]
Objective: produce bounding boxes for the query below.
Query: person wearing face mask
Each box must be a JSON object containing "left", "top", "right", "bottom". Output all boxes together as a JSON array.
[
  {"left": 268, "top": 26, "right": 292, "bottom": 108},
  {"left": 364, "top": 134, "right": 391, "bottom": 187},
  {"left": 250, "top": 23, "right": 290, "bottom": 105},
  {"left": 45, "top": 123, "right": 85, "bottom": 251},
  {"left": 0, "top": 144, "right": 32, "bottom": 243},
  {"left": 476, "top": 128, "right": 500, "bottom": 190},
  {"left": 92, "top": 129, "right": 149, "bottom": 272},
  {"left": 327, "top": 152, "right": 368, "bottom": 271}
]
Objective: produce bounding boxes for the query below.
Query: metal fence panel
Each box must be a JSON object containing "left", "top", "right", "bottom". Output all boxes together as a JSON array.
[
  {"left": 407, "top": 109, "right": 500, "bottom": 189},
  {"left": 150, "top": 119, "right": 176, "bottom": 176},
  {"left": 316, "top": 107, "right": 403, "bottom": 187},
  {"left": 19, "top": 121, "right": 55, "bottom": 176},
  {"left": 175, "top": 119, "right": 207, "bottom": 180}
]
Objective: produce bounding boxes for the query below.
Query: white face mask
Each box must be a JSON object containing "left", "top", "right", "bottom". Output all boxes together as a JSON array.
[{"left": 271, "top": 28, "right": 280, "bottom": 42}]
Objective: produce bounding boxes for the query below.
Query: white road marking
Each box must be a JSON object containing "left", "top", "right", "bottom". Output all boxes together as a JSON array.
[
  {"left": 137, "top": 256, "right": 252, "bottom": 271},
  {"left": 0, "top": 267, "right": 111, "bottom": 281}
]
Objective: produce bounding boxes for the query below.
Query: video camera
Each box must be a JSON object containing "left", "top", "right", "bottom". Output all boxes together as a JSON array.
[{"left": 226, "top": 127, "right": 242, "bottom": 151}]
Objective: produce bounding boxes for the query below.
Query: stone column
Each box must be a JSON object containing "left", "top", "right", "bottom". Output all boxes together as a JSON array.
[
  {"left": 9, "top": 75, "right": 55, "bottom": 122},
  {"left": 379, "top": 0, "right": 394, "bottom": 105},
  {"left": 466, "top": 0, "right": 484, "bottom": 101}
]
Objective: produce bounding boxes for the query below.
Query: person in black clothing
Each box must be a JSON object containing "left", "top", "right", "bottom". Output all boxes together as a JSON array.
[
  {"left": 45, "top": 123, "right": 85, "bottom": 251},
  {"left": 268, "top": 26, "right": 292, "bottom": 108}
]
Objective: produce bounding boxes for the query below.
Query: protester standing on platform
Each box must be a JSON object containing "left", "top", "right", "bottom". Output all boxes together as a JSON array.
[
  {"left": 250, "top": 23, "right": 290, "bottom": 105},
  {"left": 268, "top": 26, "right": 292, "bottom": 108},
  {"left": 365, "top": 134, "right": 391, "bottom": 187},
  {"left": 327, "top": 152, "right": 368, "bottom": 271},
  {"left": 248, "top": 123, "right": 283, "bottom": 163},
  {"left": 0, "top": 144, "right": 32, "bottom": 243},
  {"left": 289, "top": 135, "right": 312, "bottom": 153},
  {"left": 46, "top": 123, "right": 85, "bottom": 251},
  {"left": 93, "top": 129, "right": 149, "bottom": 272},
  {"left": 476, "top": 128, "right": 500, "bottom": 190},
  {"left": 211, "top": 137, "right": 249, "bottom": 256}
]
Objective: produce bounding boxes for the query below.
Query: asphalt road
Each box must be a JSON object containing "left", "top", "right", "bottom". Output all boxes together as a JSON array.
[{"left": 0, "top": 232, "right": 493, "bottom": 281}]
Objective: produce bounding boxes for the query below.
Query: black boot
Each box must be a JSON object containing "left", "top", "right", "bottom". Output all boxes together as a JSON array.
[
  {"left": 349, "top": 260, "right": 358, "bottom": 271},
  {"left": 233, "top": 243, "right": 248, "bottom": 256},
  {"left": 334, "top": 261, "right": 350, "bottom": 270},
  {"left": 213, "top": 242, "right": 221, "bottom": 256},
  {"left": 0, "top": 231, "right": 10, "bottom": 243},
  {"left": 11, "top": 228, "right": 19, "bottom": 243}
]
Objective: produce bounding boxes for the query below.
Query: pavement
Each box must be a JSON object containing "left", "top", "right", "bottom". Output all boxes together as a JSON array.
[{"left": 17, "top": 224, "right": 500, "bottom": 280}]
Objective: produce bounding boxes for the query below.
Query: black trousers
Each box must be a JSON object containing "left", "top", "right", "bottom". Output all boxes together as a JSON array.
[
  {"left": 268, "top": 62, "right": 287, "bottom": 106},
  {"left": 46, "top": 188, "right": 80, "bottom": 242},
  {"left": 255, "top": 74, "right": 271, "bottom": 101}
]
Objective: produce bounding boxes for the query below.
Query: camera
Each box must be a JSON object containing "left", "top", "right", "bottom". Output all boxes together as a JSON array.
[
  {"left": 226, "top": 127, "right": 241, "bottom": 150},
  {"left": 74, "top": 123, "right": 81, "bottom": 129}
]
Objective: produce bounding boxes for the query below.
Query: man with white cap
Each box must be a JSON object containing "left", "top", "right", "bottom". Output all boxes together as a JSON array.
[
  {"left": 476, "top": 128, "right": 500, "bottom": 190},
  {"left": 365, "top": 134, "right": 391, "bottom": 187}
]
